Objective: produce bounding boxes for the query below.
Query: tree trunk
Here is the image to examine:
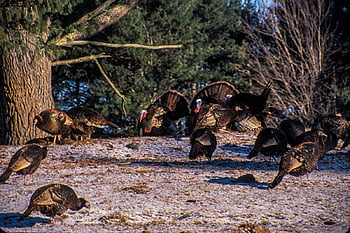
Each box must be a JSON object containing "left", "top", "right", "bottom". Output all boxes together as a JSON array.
[{"left": 0, "top": 29, "right": 53, "bottom": 145}]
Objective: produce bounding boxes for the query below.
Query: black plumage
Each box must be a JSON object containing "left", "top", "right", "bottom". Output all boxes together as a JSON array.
[
  {"left": 189, "top": 128, "right": 217, "bottom": 161},
  {"left": 278, "top": 119, "right": 306, "bottom": 146},
  {"left": 248, "top": 128, "right": 288, "bottom": 159},
  {"left": 34, "top": 109, "right": 75, "bottom": 143},
  {"left": 139, "top": 90, "right": 189, "bottom": 136},
  {"left": 226, "top": 82, "right": 271, "bottom": 127},
  {"left": 270, "top": 132, "right": 329, "bottom": 189},
  {"left": 0, "top": 145, "right": 48, "bottom": 183},
  {"left": 20, "top": 184, "right": 89, "bottom": 221},
  {"left": 67, "top": 106, "right": 119, "bottom": 140}
]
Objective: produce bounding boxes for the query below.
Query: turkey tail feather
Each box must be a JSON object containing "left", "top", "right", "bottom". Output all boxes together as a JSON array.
[
  {"left": 0, "top": 169, "right": 13, "bottom": 183},
  {"left": 247, "top": 147, "right": 259, "bottom": 159},
  {"left": 19, "top": 205, "right": 36, "bottom": 221},
  {"left": 190, "top": 81, "right": 239, "bottom": 112},
  {"left": 155, "top": 90, "right": 189, "bottom": 120},
  {"left": 270, "top": 171, "right": 285, "bottom": 189},
  {"left": 261, "top": 81, "right": 272, "bottom": 99},
  {"left": 189, "top": 147, "right": 199, "bottom": 160}
]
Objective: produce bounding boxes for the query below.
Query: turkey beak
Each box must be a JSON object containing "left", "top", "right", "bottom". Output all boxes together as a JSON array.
[
  {"left": 234, "top": 106, "right": 242, "bottom": 111},
  {"left": 33, "top": 115, "right": 42, "bottom": 125},
  {"left": 84, "top": 201, "right": 90, "bottom": 208}
]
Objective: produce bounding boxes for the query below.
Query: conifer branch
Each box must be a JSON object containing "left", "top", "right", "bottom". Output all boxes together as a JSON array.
[
  {"left": 51, "top": 54, "right": 111, "bottom": 66},
  {"left": 57, "top": 40, "right": 183, "bottom": 50},
  {"left": 52, "top": 0, "right": 141, "bottom": 46}
]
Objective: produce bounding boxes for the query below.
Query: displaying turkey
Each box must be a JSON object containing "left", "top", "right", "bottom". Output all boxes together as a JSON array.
[
  {"left": 193, "top": 102, "right": 238, "bottom": 132},
  {"left": 189, "top": 81, "right": 240, "bottom": 132},
  {"left": 278, "top": 119, "right": 306, "bottom": 146},
  {"left": 248, "top": 128, "right": 288, "bottom": 159},
  {"left": 226, "top": 81, "right": 272, "bottom": 128},
  {"left": 313, "top": 114, "right": 350, "bottom": 149},
  {"left": 0, "top": 145, "right": 48, "bottom": 183},
  {"left": 139, "top": 90, "right": 189, "bottom": 136},
  {"left": 20, "top": 183, "right": 89, "bottom": 221},
  {"left": 34, "top": 109, "right": 75, "bottom": 143},
  {"left": 190, "top": 81, "right": 240, "bottom": 113},
  {"left": 189, "top": 128, "right": 217, "bottom": 161},
  {"left": 67, "top": 106, "right": 119, "bottom": 140},
  {"left": 269, "top": 132, "right": 329, "bottom": 189}
]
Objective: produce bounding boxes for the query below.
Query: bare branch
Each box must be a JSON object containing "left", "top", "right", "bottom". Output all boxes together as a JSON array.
[
  {"left": 51, "top": 54, "right": 111, "bottom": 66},
  {"left": 244, "top": 0, "right": 335, "bottom": 123},
  {"left": 58, "top": 40, "right": 183, "bottom": 50},
  {"left": 93, "top": 58, "right": 127, "bottom": 115}
]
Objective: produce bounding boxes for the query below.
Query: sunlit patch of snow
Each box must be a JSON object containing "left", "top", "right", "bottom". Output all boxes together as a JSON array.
[{"left": 0, "top": 131, "right": 349, "bottom": 233}]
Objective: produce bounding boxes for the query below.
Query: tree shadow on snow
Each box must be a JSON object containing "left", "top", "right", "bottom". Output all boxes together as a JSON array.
[
  {"left": 0, "top": 213, "right": 50, "bottom": 228},
  {"left": 219, "top": 144, "right": 253, "bottom": 156},
  {"left": 83, "top": 156, "right": 279, "bottom": 171},
  {"left": 207, "top": 174, "right": 271, "bottom": 190}
]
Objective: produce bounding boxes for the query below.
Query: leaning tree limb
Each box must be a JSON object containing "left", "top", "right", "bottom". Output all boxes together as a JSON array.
[
  {"left": 93, "top": 58, "right": 127, "bottom": 116},
  {"left": 51, "top": 54, "right": 111, "bottom": 66},
  {"left": 57, "top": 40, "right": 183, "bottom": 49}
]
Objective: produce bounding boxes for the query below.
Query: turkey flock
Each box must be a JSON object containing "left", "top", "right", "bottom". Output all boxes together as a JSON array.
[{"left": 0, "top": 80, "right": 349, "bottom": 223}]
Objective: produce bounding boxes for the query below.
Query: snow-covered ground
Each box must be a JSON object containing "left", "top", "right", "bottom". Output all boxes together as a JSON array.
[{"left": 0, "top": 131, "right": 349, "bottom": 233}]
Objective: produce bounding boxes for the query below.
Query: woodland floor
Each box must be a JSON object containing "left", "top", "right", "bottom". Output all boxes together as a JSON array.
[{"left": 0, "top": 131, "right": 349, "bottom": 233}]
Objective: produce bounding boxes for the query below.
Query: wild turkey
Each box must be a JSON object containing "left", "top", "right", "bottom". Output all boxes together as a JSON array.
[
  {"left": 231, "top": 111, "right": 263, "bottom": 132},
  {"left": 20, "top": 184, "right": 89, "bottom": 221},
  {"left": 248, "top": 128, "right": 288, "bottom": 159},
  {"left": 269, "top": 132, "right": 329, "bottom": 189},
  {"left": 189, "top": 128, "right": 217, "bottom": 161},
  {"left": 67, "top": 106, "right": 119, "bottom": 140},
  {"left": 190, "top": 81, "right": 240, "bottom": 113},
  {"left": 291, "top": 128, "right": 338, "bottom": 161},
  {"left": 34, "top": 109, "right": 75, "bottom": 143},
  {"left": 313, "top": 114, "right": 350, "bottom": 149},
  {"left": 278, "top": 119, "right": 306, "bottom": 146},
  {"left": 139, "top": 90, "right": 189, "bottom": 136},
  {"left": 226, "top": 81, "right": 272, "bottom": 128},
  {"left": 193, "top": 102, "right": 237, "bottom": 132},
  {"left": 0, "top": 145, "right": 48, "bottom": 183},
  {"left": 189, "top": 81, "right": 240, "bottom": 132}
]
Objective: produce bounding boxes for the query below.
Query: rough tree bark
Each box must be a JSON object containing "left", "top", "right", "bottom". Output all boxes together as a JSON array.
[
  {"left": 0, "top": 27, "right": 53, "bottom": 145},
  {"left": 0, "top": 0, "right": 142, "bottom": 145}
]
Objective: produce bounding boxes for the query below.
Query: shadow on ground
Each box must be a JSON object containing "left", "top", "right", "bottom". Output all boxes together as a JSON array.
[
  {"left": 0, "top": 213, "right": 50, "bottom": 228},
  {"left": 207, "top": 174, "right": 271, "bottom": 190}
]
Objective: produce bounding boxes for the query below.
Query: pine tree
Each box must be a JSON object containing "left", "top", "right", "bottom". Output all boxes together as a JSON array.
[
  {"left": 0, "top": 0, "right": 141, "bottom": 144},
  {"left": 52, "top": 0, "right": 248, "bottom": 135}
]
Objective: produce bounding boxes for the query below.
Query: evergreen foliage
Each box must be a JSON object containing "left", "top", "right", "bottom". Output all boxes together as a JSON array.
[
  {"left": 52, "top": 0, "right": 249, "bottom": 135},
  {"left": 0, "top": 0, "right": 84, "bottom": 52}
]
